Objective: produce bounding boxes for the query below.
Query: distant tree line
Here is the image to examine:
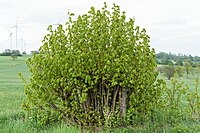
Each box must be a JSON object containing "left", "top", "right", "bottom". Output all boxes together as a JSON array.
[
  {"left": 30, "top": 50, "right": 39, "bottom": 54},
  {"left": 156, "top": 52, "right": 200, "bottom": 66},
  {"left": 0, "top": 49, "right": 26, "bottom": 60},
  {"left": 0, "top": 49, "right": 23, "bottom": 56},
  {"left": 0, "top": 49, "right": 40, "bottom": 56}
]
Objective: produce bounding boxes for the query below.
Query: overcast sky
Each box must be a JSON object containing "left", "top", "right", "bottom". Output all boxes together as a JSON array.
[{"left": 0, "top": 0, "right": 200, "bottom": 55}]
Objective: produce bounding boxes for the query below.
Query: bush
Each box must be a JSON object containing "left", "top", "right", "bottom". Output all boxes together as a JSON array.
[
  {"left": 21, "top": 3, "right": 163, "bottom": 129},
  {"left": 11, "top": 54, "right": 18, "bottom": 61}
]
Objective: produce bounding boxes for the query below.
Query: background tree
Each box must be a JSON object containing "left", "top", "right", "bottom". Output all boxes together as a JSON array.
[
  {"left": 21, "top": 3, "right": 163, "bottom": 128},
  {"left": 9, "top": 50, "right": 22, "bottom": 60},
  {"left": 160, "top": 65, "right": 184, "bottom": 80},
  {"left": 175, "top": 59, "right": 183, "bottom": 66},
  {"left": 176, "top": 65, "right": 184, "bottom": 77},
  {"left": 195, "top": 63, "right": 200, "bottom": 78},
  {"left": 11, "top": 54, "right": 17, "bottom": 61},
  {"left": 4, "top": 49, "right": 12, "bottom": 56},
  {"left": 30, "top": 50, "right": 39, "bottom": 55},
  {"left": 183, "top": 60, "right": 192, "bottom": 79},
  {"left": 0, "top": 49, "right": 12, "bottom": 56},
  {"left": 11, "top": 50, "right": 22, "bottom": 56},
  {"left": 22, "top": 51, "right": 27, "bottom": 55},
  {"left": 163, "top": 65, "right": 176, "bottom": 80}
]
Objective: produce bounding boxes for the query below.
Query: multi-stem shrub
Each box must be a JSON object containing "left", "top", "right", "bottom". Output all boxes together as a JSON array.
[{"left": 21, "top": 3, "right": 163, "bottom": 128}]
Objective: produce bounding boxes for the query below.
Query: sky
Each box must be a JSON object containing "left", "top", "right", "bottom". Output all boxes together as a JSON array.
[{"left": 0, "top": 0, "right": 200, "bottom": 55}]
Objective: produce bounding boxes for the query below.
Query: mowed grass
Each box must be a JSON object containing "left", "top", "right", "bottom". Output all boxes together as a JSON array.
[
  {"left": 0, "top": 56, "right": 32, "bottom": 132},
  {"left": 0, "top": 56, "right": 29, "bottom": 112},
  {"left": 0, "top": 56, "right": 200, "bottom": 132}
]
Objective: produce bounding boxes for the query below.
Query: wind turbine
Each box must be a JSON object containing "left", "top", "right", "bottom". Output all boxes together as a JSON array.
[
  {"left": 10, "top": 15, "right": 19, "bottom": 50},
  {"left": 7, "top": 32, "right": 13, "bottom": 50},
  {"left": 3, "top": 25, "right": 13, "bottom": 50}
]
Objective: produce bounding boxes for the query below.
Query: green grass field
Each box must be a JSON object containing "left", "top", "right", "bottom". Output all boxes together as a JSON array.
[
  {"left": 0, "top": 56, "right": 30, "bottom": 132},
  {"left": 0, "top": 56, "right": 200, "bottom": 132},
  {"left": 0, "top": 57, "right": 28, "bottom": 104}
]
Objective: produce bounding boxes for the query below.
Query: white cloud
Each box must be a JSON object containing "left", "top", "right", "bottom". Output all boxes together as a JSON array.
[{"left": 0, "top": 0, "right": 200, "bottom": 55}]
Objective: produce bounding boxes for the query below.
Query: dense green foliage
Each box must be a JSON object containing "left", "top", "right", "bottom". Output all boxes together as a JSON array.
[{"left": 21, "top": 3, "right": 163, "bottom": 128}]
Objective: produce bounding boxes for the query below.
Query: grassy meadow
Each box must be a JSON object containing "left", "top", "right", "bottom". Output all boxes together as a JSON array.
[
  {"left": 0, "top": 55, "right": 200, "bottom": 132},
  {"left": 0, "top": 56, "right": 30, "bottom": 132}
]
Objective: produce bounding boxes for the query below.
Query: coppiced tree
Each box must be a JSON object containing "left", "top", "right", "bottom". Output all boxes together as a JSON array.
[{"left": 20, "top": 3, "right": 163, "bottom": 129}]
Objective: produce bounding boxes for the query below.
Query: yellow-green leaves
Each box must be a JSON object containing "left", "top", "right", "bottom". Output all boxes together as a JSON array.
[{"left": 22, "top": 2, "right": 163, "bottom": 129}]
